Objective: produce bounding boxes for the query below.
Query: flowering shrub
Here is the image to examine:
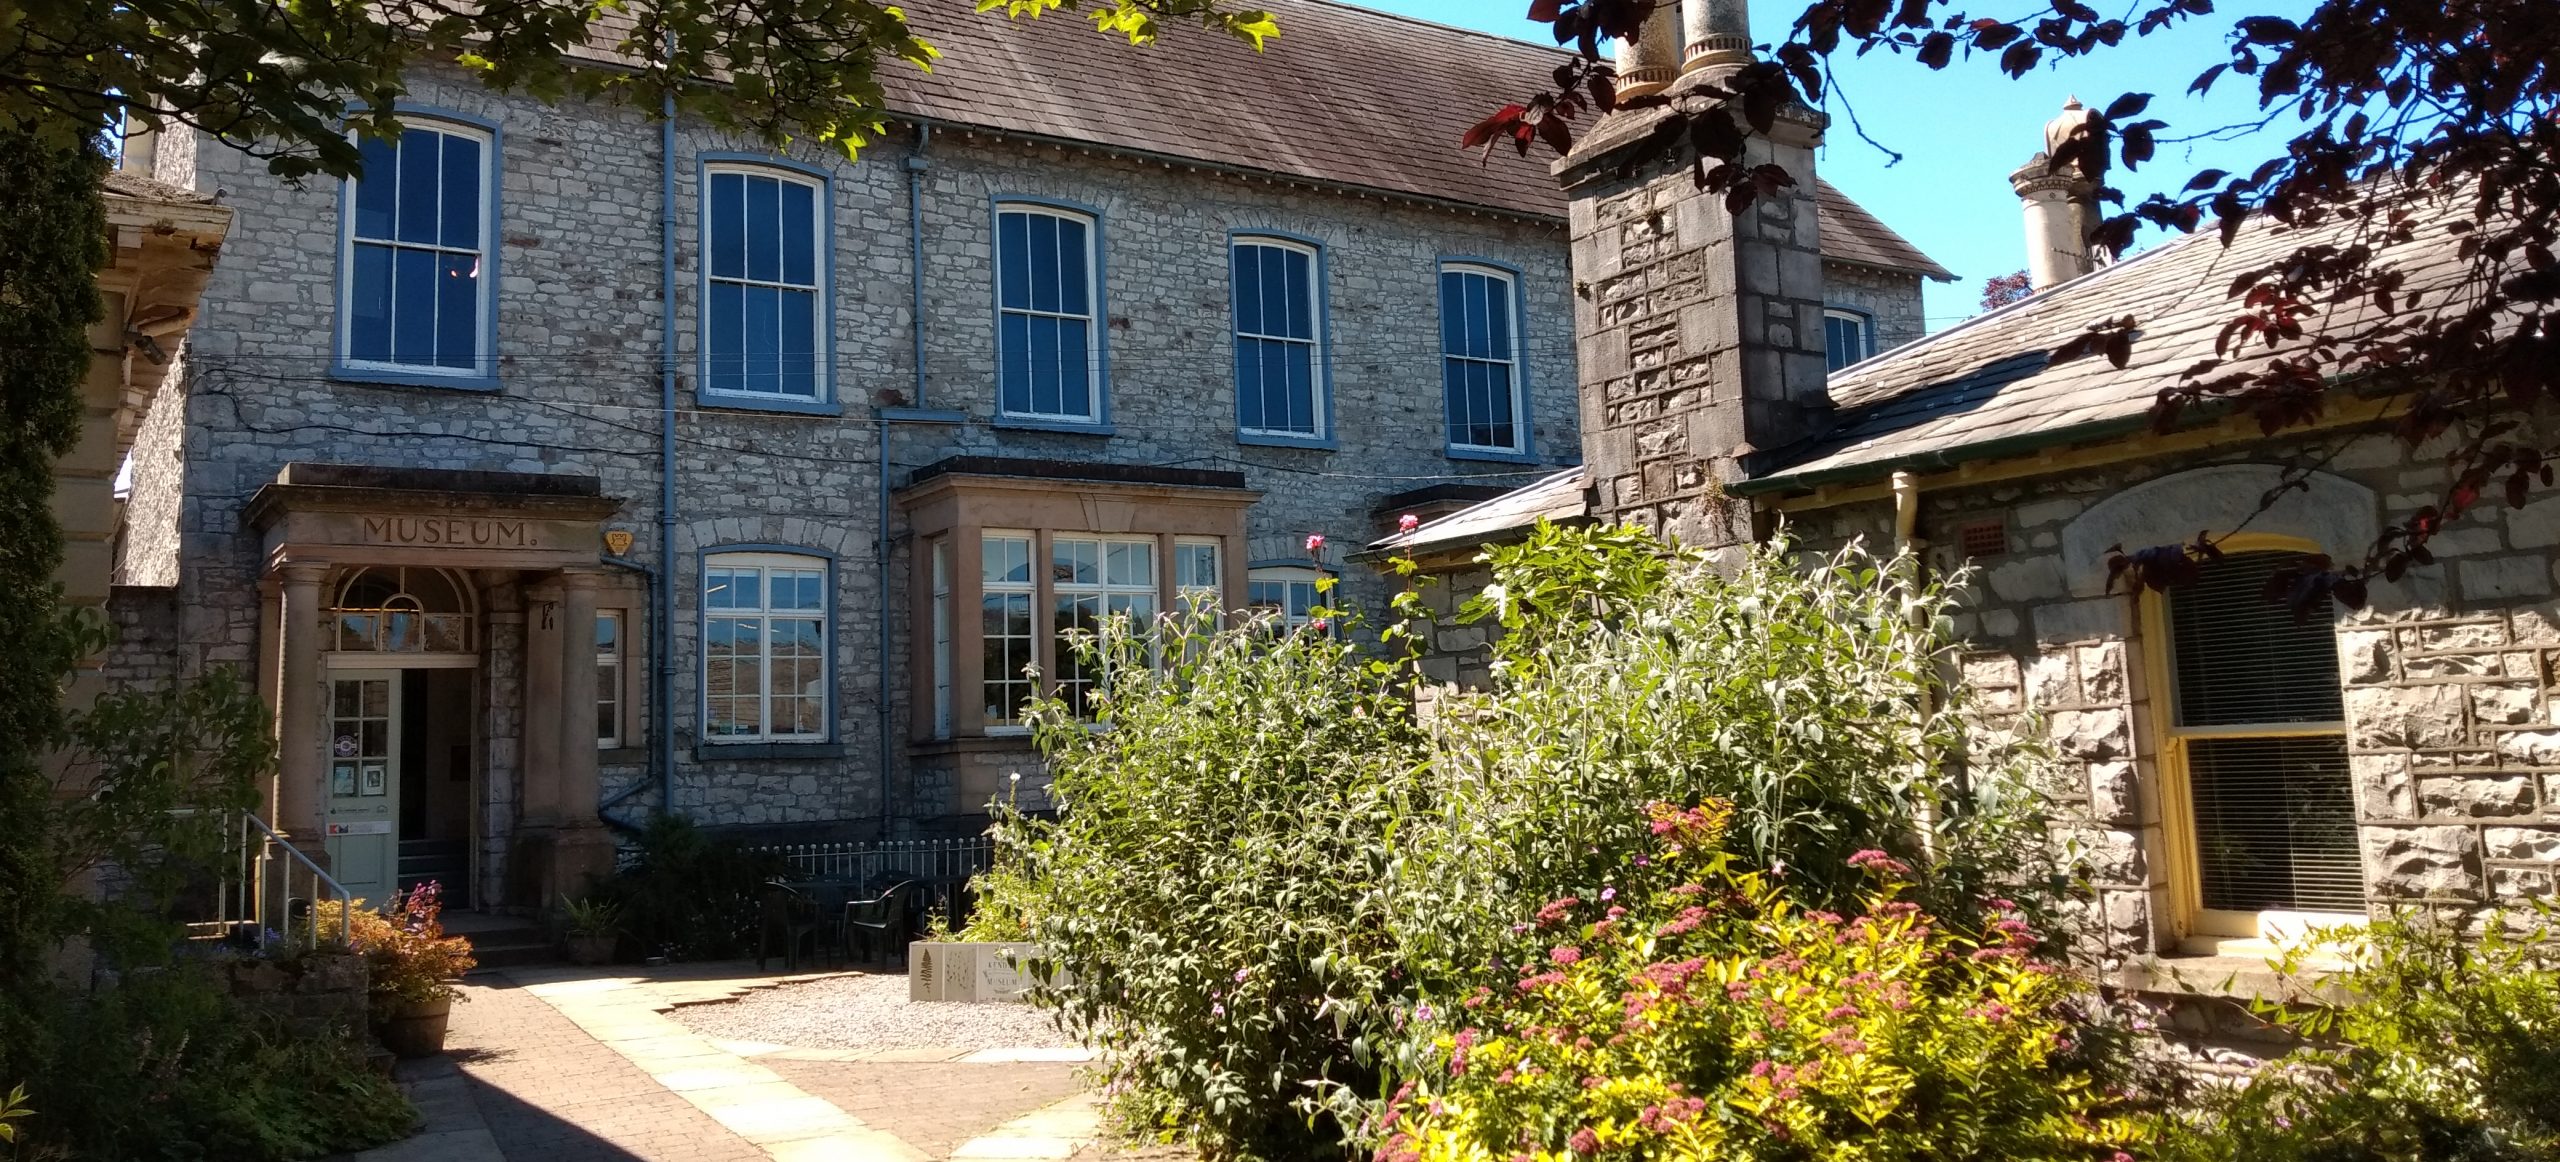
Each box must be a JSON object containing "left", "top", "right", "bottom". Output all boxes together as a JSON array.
[
  {"left": 1377, "top": 802, "right": 2146, "bottom": 1162},
  {"left": 1384, "top": 526, "right": 2063, "bottom": 1023},
  {"left": 314, "top": 882, "right": 476, "bottom": 1011}
]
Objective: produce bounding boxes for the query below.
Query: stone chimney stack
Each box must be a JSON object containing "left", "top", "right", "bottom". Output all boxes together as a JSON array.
[
  {"left": 1564, "top": 0, "right": 1828, "bottom": 552},
  {"left": 2011, "top": 97, "right": 2102, "bottom": 290}
]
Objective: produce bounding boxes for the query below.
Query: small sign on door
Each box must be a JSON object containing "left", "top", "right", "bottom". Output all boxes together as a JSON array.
[{"left": 326, "top": 821, "right": 394, "bottom": 836}]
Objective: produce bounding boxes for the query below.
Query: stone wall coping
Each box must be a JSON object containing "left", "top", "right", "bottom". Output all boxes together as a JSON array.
[{"left": 2107, "top": 952, "right": 2355, "bottom": 1006}]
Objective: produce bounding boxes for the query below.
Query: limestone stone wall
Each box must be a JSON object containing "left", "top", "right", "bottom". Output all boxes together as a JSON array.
[
  {"left": 134, "top": 60, "right": 1581, "bottom": 839},
  {"left": 1785, "top": 427, "right": 2560, "bottom": 961}
]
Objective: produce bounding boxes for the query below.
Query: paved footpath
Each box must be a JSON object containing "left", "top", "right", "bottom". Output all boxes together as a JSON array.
[{"left": 346, "top": 964, "right": 1158, "bottom": 1162}]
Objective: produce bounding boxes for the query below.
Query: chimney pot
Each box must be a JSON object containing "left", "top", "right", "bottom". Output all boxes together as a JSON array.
[
  {"left": 1682, "top": 0, "right": 1753, "bottom": 74},
  {"left": 2011, "top": 97, "right": 2103, "bottom": 290}
]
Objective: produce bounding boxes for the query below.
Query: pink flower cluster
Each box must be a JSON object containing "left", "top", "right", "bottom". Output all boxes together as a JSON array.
[{"left": 1846, "top": 848, "right": 1913, "bottom": 877}]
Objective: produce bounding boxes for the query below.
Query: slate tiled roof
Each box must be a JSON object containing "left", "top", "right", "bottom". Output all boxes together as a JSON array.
[
  {"left": 1739, "top": 199, "right": 2477, "bottom": 492},
  {"left": 602, "top": 0, "right": 1947, "bottom": 278},
  {"left": 1377, "top": 192, "right": 2474, "bottom": 551}
]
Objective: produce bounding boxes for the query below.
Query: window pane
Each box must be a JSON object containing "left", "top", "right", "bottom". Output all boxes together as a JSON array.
[
  {"left": 998, "top": 213, "right": 1030, "bottom": 311},
  {"left": 783, "top": 570, "right": 825, "bottom": 611},
  {"left": 1283, "top": 248, "right": 1313, "bottom": 339},
  {"left": 350, "top": 244, "right": 393, "bottom": 362},
  {"left": 745, "top": 284, "right": 780, "bottom": 396},
  {"left": 707, "top": 281, "right": 743, "bottom": 394},
  {"left": 1057, "top": 217, "right": 1090, "bottom": 316},
  {"left": 1028, "top": 213, "right": 1060, "bottom": 314},
  {"left": 1483, "top": 274, "right": 1513, "bottom": 359},
  {"left": 1177, "top": 543, "right": 1218, "bottom": 589},
  {"left": 780, "top": 288, "right": 817, "bottom": 398},
  {"left": 1236, "top": 341, "right": 1265, "bottom": 430},
  {"left": 1106, "top": 540, "right": 1151, "bottom": 587},
  {"left": 984, "top": 536, "right": 1030, "bottom": 585},
  {"left": 746, "top": 174, "right": 780, "bottom": 283},
  {"left": 439, "top": 134, "right": 481, "bottom": 249},
  {"left": 435, "top": 251, "right": 479, "bottom": 369},
  {"left": 1030, "top": 315, "right": 1061, "bottom": 415},
  {"left": 354, "top": 136, "right": 398, "bottom": 241},
  {"left": 710, "top": 172, "right": 745, "bottom": 281},
  {"left": 1439, "top": 271, "right": 1465, "bottom": 355},
  {"left": 999, "top": 312, "right": 1031, "bottom": 414},
  {"left": 1282, "top": 341, "right": 1313, "bottom": 433},
  {"left": 1058, "top": 320, "right": 1092, "bottom": 419},
  {"left": 1260, "top": 248, "right": 1290, "bottom": 338},
  {"left": 392, "top": 248, "right": 439, "bottom": 365},
  {"left": 782, "top": 179, "right": 816, "bottom": 286},
  {"left": 396, "top": 129, "right": 442, "bottom": 245},
  {"left": 1055, "top": 539, "right": 1097, "bottom": 586}
]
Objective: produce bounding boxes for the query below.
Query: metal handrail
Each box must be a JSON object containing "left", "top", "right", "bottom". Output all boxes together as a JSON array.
[{"left": 240, "top": 811, "right": 354, "bottom": 949}]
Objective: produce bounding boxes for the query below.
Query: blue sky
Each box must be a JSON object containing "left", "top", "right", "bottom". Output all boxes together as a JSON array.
[{"left": 1348, "top": 0, "right": 2312, "bottom": 330}]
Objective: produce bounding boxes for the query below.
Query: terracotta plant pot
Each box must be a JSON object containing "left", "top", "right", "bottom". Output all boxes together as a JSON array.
[
  {"left": 565, "top": 933, "right": 617, "bottom": 966},
  {"left": 375, "top": 996, "right": 454, "bottom": 1059}
]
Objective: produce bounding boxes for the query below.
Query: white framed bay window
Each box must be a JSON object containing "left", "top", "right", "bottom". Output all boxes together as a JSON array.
[
  {"left": 901, "top": 469, "right": 1253, "bottom": 742},
  {"left": 702, "top": 551, "right": 829, "bottom": 743}
]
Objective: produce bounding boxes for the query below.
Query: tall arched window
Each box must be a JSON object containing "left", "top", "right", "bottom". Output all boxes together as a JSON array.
[
  {"left": 337, "top": 116, "right": 498, "bottom": 383},
  {"left": 2163, "top": 549, "right": 2365, "bottom": 925}
]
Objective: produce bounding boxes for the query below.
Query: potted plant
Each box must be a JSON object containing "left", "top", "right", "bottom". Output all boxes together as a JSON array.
[
  {"left": 318, "top": 882, "right": 477, "bottom": 1058},
  {"left": 559, "top": 895, "right": 622, "bottom": 966}
]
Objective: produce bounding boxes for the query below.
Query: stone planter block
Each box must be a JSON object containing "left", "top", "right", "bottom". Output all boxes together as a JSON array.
[{"left": 909, "top": 942, "right": 1058, "bottom": 1003}]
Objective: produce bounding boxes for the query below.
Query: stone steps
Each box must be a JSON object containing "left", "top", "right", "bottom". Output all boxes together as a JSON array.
[{"left": 453, "top": 921, "right": 556, "bottom": 970}]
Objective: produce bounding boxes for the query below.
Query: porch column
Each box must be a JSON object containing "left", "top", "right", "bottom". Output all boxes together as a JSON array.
[
  {"left": 275, "top": 562, "right": 329, "bottom": 850},
  {"left": 550, "top": 568, "right": 612, "bottom": 893},
  {"left": 556, "top": 569, "right": 602, "bottom": 822}
]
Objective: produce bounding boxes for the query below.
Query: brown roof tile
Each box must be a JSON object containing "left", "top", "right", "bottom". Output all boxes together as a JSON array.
[{"left": 859, "top": 1, "right": 1948, "bottom": 278}]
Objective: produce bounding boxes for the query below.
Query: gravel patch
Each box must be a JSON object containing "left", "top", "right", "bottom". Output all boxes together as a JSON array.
[{"left": 671, "top": 971, "right": 1079, "bottom": 1051}]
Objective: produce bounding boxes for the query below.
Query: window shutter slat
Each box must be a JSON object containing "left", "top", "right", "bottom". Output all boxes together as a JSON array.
[
  {"left": 2187, "top": 735, "right": 2366, "bottom": 913},
  {"left": 2170, "top": 551, "right": 2344, "bottom": 727}
]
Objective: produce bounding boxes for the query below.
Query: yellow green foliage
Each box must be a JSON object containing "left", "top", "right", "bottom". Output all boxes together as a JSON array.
[{"left": 1378, "top": 802, "right": 2146, "bottom": 1162}]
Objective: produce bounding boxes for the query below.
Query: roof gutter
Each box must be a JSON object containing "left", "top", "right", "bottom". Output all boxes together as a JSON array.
[{"left": 1731, "top": 411, "right": 2156, "bottom": 498}]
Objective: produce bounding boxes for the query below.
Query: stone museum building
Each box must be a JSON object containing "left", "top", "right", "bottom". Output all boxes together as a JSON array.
[
  {"left": 105, "top": 0, "right": 1953, "bottom": 907},
  {"left": 1376, "top": 0, "right": 2560, "bottom": 997}
]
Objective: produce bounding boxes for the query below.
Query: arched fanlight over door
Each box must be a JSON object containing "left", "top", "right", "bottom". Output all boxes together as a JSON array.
[{"left": 327, "top": 565, "right": 478, "bottom": 654}]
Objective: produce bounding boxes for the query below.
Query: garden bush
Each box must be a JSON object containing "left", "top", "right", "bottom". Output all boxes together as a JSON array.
[
  {"left": 1391, "top": 525, "right": 2058, "bottom": 989},
  {"left": 2151, "top": 907, "right": 2560, "bottom": 1162},
  {"left": 980, "top": 529, "right": 2063, "bottom": 1160},
  {"left": 1375, "top": 800, "right": 2146, "bottom": 1162},
  {"left": 25, "top": 961, "right": 413, "bottom": 1160},
  {"left": 988, "top": 603, "right": 1434, "bottom": 1160}
]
